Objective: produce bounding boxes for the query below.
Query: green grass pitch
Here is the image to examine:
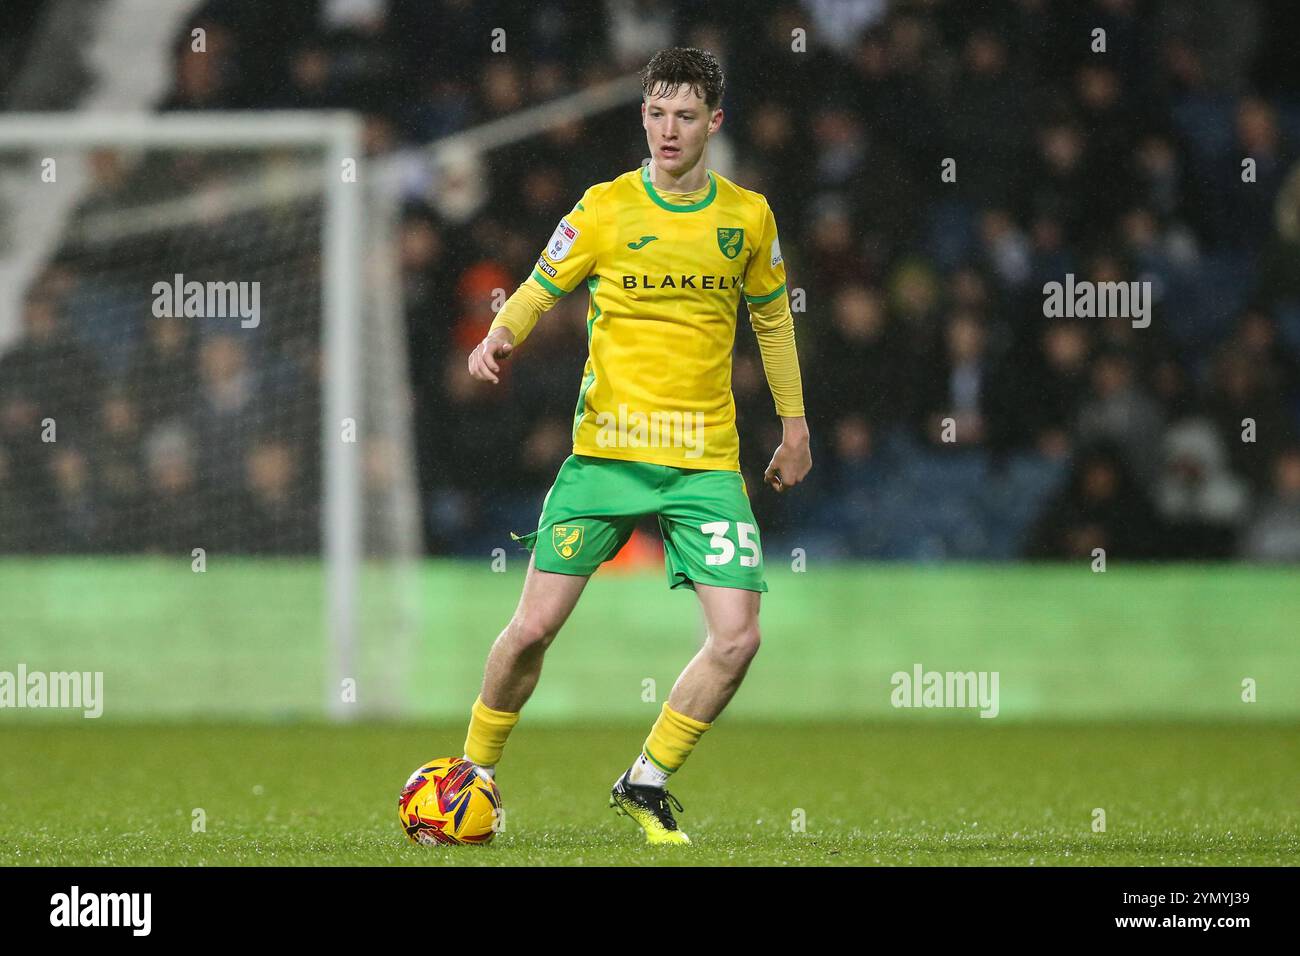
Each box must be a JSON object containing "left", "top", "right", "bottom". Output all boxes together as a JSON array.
[{"left": 1, "top": 720, "right": 1295, "bottom": 866}]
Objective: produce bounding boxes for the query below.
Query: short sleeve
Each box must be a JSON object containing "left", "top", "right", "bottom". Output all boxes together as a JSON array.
[
  {"left": 742, "top": 200, "right": 787, "bottom": 306},
  {"left": 530, "top": 192, "right": 598, "bottom": 297}
]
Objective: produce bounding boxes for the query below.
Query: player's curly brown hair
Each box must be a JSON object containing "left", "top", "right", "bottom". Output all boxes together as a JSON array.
[{"left": 640, "top": 47, "right": 725, "bottom": 111}]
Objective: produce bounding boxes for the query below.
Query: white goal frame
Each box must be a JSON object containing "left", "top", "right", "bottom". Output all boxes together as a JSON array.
[{"left": 0, "top": 112, "right": 366, "bottom": 720}]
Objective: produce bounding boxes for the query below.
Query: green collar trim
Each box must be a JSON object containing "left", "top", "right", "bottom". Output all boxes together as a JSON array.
[{"left": 641, "top": 164, "right": 717, "bottom": 212}]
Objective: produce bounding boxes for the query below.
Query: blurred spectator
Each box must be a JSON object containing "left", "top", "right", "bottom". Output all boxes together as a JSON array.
[
  {"left": 1212, "top": 97, "right": 1294, "bottom": 252},
  {"left": 947, "top": 30, "right": 1024, "bottom": 207},
  {"left": 46, "top": 447, "right": 98, "bottom": 553},
  {"left": 1231, "top": 307, "right": 1300, "bottom": 398},
  {"left": 127, "top": 314, "right": 198, "bottom": 428},
  {"left": 811, "top": 284, "right": 900, "bottom": 430},
  {"left": 1024, "top": 120, "right": 1089, "bottom": 241},
  {"left": 978, "top": 209, "right": 1033, "bottom": 291},
  {"left": 989, "top": 319, "right": 1092, "bottom": 460},
  {"left": 0, "top": 446, "right": 27, "bottom": 551},
  {"left": 798, "top": 0, "right": 887, "bottom": 56},
  {"left": 606, "top": 0, "right": 675, "bottom": 69},
  {"left": 191, "top": 334, "right": 259, "bottom": 518},
  {"left": 1155, "top": 417, "right": 1251, "bottom": 556},
  {"left": 1239, "top": 446, "right": 1300, "bottom": 560},
  {"left": 453, "top": 261, "right": 516, "bottom": 358},
  {"left": 1027, "top": 443, "right": 1164, "bottom": 560},
  {"left": 97, "top": 391, "right": 146, "bottom": 552},
  {"left": 159, "top": 22, "right": 238, "bottom": 111},
  {"left": 1075, "top": 349, "right": 1165, "bottom": 483},
  {"left": 138, "top": 424, "right": 203, "bottom": 555},
  {"left": 917, "top": 310, "right": 990, "bottom": 447},
  {"left": 234, "top": 436, "right": 317, "bottom": 554},
  {"left": 1204, "top": 343, "right": 1298, "bottom": 490},
  {"left": 0, "top": 295, "right": 104, "bottom": 440}
]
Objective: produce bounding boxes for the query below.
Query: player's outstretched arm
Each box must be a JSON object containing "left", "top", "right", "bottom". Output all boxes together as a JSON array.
[{"left": 467, "top": 274, "right": 564, "bottom": 384}]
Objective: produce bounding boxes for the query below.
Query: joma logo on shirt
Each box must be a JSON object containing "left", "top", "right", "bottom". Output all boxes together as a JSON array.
[{"left": 622, "top": 274, "right": 742, "bottom": 290}]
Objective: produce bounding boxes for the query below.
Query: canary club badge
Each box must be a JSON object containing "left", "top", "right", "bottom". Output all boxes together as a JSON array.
[
  {"left": 717, "top": 227, "right": 743, "bottom": 260},
  {"left": 553, "top": 525, "right": 584, "bottom": 559},
  {"left": 547, "top": 218, "right": 579, "bottom": 262}
]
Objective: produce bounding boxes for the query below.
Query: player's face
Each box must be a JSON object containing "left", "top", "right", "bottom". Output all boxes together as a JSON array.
[{"left": 642, "top": 84, "right": 721, "bottom": 175}]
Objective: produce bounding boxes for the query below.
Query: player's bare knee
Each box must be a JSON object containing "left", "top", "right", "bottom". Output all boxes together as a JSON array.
[
  {"left": 706, "top": 624, "right": 761, "bottom": 670},
  {"left": 507, "top": 614, "right": 559, "bottom": 653}
]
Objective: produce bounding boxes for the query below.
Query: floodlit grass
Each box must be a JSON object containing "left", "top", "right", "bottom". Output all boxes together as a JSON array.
[{"left": 1, "top": 721, "right": 1295, "bottom": 866}]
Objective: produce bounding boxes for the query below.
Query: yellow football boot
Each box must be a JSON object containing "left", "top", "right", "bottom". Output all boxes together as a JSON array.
[{"left": 609, "top": 769, "right": 691, "bottom": 845}]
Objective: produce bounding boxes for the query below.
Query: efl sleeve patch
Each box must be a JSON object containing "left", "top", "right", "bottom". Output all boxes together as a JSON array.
[
  {"left": 770, "top": 235, "right": 782, "bottom": 267},
  {"left": 545, "top": 217, "right": 579, "bottom": 262}
]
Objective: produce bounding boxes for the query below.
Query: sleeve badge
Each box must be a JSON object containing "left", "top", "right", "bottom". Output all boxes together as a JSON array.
[{"left": 546, "top": 217, "right": 579, "bottom": 262}]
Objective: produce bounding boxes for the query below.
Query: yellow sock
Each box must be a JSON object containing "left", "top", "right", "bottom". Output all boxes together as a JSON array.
[
  {"left": 636, "top": 702, "right": 712, "bottom": 783},
  {"left": 463, "top": 695, "right": 520, "bottom": 768}
]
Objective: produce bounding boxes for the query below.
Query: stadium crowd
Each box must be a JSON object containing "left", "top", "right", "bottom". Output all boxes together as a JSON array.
[{"left": 2, "top": 0, "right": 1299, "bottom": 561}]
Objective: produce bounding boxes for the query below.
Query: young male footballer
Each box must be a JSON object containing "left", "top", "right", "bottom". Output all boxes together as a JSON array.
[{"left": 463, "top": 47, "right": 810, "bottom": 844}]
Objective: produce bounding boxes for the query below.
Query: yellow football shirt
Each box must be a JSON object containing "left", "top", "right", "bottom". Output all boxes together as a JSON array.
[{"left": 500, "top": 165, "right": 796, "bottom": 472}]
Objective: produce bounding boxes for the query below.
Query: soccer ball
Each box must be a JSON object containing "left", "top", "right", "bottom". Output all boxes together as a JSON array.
[{"left": 398, "top": 757, "right": 502, "bottom": 846}]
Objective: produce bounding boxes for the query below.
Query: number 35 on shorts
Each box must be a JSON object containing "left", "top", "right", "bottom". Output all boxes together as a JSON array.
[{"left": 700, "top": 521, "right": 761, "bottom": 567}]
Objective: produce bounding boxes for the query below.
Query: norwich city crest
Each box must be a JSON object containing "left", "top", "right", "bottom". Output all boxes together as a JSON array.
[
  {"left": 717, "top": 227, "right": 744, "bottom": 260},
  {"left": 553, "top": 525, "right": 584, "bottom": 559}
]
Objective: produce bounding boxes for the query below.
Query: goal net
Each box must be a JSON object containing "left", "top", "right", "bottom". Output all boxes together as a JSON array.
[{"left": 0, "top": 113, "right": 421, "bottom": 721}]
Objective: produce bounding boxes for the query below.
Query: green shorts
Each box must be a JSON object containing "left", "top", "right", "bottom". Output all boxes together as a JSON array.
[{"left": 511, "top": 454, "right": 768, "bottom": 592}]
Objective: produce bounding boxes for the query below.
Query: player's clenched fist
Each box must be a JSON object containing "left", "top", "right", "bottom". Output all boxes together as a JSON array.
[
  {"left": 468, "top": 329, "right": 516, "bottom": 384},
  {"left": 764, "top": 423, "right": 812, "bottom": 493}
]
